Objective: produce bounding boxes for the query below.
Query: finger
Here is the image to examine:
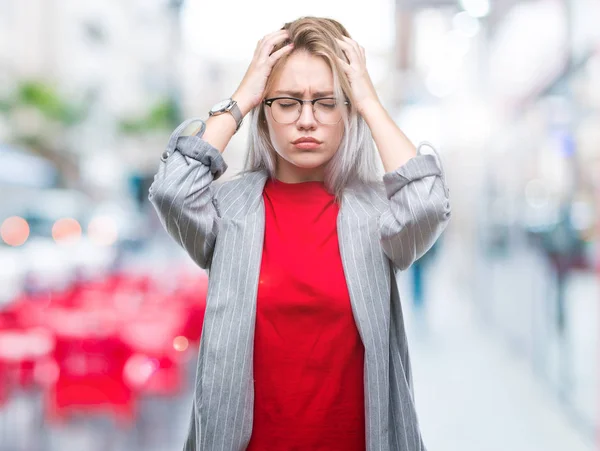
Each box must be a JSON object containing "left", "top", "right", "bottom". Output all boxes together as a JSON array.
[
  {"left": 261, "top": 29, "right": 289, "bottom": 42},
  {"left": 339, "top": 37, "right": 367, "bottom": 67},
  {"left": 342, "top": 35, "right": 359, "bottom": 48},
  {"left": 268, "top": 43, "right": 294, "bottom": 63},
  {"left": 342, "top": 36, "right": 363, "bottom": 60},
  {"left": 335, "top": 38, "right": 357, "bottom": 65},
  {"left": 255, "top": 30, "right": 289, "bottom": 54},
  {"left": 260, "top": 32, "right": 291, "bottom": 59},
  {"left": 336, "top": 55, "right": 352, "bottom": 73}
]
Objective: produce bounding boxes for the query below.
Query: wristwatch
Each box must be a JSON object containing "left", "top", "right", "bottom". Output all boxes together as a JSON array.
[{"left": 209, "top": 98, "right": 244, "bottom": 133}]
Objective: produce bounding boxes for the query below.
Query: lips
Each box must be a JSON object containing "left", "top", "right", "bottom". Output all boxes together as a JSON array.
[{"left": 292, "top": 137, "right": 321, "bottom": 144}]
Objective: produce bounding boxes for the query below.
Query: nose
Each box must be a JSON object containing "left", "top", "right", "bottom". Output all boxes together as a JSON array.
[{"left": 295, "top": 102, "right": 317, "bottom": 129}]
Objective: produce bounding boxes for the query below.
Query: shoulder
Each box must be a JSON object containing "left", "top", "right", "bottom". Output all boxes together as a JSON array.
[{"left": 343, "top": 179, "right": 389, "bottom": 216}]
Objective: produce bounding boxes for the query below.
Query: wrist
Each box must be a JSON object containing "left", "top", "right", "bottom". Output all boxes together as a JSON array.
[
  {"left": 231, "top": 92, "right": 254, "bottom": 117},
  {"left": 358, "top": 97, "right": 384, "bottom": 123}
]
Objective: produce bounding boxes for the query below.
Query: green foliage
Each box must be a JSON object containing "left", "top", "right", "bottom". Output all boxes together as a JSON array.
[
  {"left": 0, "top": 80, "right": 85, "bottom": 125},
  {"left": 0, "top": 80, "right": 180, "bottom": 136},
  {"left": 119, "top": 97, "right": 180, "bottom": 134}
]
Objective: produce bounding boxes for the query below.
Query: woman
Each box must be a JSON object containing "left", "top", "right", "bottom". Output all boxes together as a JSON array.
[{"left": 149, "top": 16, "right": 451, "bottom": 451}]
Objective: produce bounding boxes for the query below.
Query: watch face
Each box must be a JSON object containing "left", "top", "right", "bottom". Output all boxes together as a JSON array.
[{"left": 211, "top": 99, "right": 232, "bottom": 113}]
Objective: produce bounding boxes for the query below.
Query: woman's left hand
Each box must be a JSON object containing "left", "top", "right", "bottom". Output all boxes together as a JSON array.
[{"left": 335, "top": 36, "right": 381, "bottom": 115}]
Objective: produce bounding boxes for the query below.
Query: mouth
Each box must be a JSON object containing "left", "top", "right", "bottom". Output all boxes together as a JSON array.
[
  {"left": 292, "top": 137, "right": 322, "bottom": 150},
  {"left": 293, "top": 142, "right": 321, "bottom": 150}
]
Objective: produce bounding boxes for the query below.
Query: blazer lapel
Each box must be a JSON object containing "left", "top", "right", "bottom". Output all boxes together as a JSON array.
[
  {"left": 198, "top": 170, "right": 268, "bottom": 450},
  {"left": 338, "top": 187, "right": 391, "bottom": 451}
]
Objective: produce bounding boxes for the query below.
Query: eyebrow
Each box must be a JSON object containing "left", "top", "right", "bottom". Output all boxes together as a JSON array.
[{"left": 273, "top": 90, "right": 335, "bottom": 98}]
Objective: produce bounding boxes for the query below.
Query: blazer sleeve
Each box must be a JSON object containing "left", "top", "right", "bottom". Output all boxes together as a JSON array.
[
  {"left": 378, "top": 142, "right": 451, "bottom": 271},
  {"left": 148, "top": 118, "right": 227, "bottom": 270}
]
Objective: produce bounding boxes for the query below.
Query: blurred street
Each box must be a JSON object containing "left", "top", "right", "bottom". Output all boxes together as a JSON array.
[{"left": 403, "top": 240, "right": 595, "bottom": 451}]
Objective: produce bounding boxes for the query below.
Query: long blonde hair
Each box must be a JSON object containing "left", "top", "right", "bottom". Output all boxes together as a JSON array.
[{"left": 242, "top": 16, "right": 383, "bottom": 199}]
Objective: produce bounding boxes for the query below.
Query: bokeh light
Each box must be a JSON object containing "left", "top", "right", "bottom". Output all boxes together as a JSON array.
[
  {"left": 173, "top": 336, "right": 189, "bottom": 352},
  {"left": 0, "top": 216, "right": 30, "bottom": 246},
  {"left": 88, "top": 215, "right": 119, "bottom": 246},
  {"left": 52, "top": 218, "right": 82, "bottom": 244}
]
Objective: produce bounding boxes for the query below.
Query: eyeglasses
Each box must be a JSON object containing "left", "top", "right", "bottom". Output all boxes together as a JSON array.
[{"left": 263, "top": 97, "right": 349, "bottom": 125}]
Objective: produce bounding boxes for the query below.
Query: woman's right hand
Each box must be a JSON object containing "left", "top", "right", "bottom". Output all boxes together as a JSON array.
[{"left": 232, "top": 30, "right": 294, "bottom": 116}]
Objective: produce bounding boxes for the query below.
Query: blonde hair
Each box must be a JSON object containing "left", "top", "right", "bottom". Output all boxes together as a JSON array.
[{"left": 242, "top": 16, "right": 383, "bottom": 200}]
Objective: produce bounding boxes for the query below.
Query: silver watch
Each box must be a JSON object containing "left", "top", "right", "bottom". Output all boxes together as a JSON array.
[{"left": 209, "top": 98, "right": 244, "bottom": 132}]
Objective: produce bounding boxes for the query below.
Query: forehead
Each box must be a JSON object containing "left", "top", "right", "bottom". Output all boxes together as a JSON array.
[{"left": 270, "top": 51, "right": 334, "bottom": 97}]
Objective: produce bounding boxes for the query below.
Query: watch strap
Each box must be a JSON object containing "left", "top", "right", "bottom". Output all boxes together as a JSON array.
[
  {"left": 228, "top": 101, "right": 243, "bottom": 132},
  {"left": 209, "top": 98, "right": 244, "bottom": 133}
]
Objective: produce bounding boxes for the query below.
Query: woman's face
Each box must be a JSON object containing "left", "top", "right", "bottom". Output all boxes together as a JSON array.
[{"left": 264, "top": 51, "right": 345, "bottom": 183}]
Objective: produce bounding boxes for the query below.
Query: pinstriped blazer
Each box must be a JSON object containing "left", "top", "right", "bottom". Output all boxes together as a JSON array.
[{"left": 149, "top": 118, "right": 451, "bottom": 451}]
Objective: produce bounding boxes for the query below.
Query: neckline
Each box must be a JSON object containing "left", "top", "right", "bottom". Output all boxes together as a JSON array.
[
  {"left": 265, "top": 177, "right": 331, "bottom": 196},
  {"left": 273, "top": 177, "right": 324, "bottom": 185}
]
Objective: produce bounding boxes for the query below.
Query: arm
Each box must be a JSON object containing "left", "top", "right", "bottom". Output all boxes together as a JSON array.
[
  {"left": 378, "top": 142, "right": 451, "bottom": 270},
  {"left": 149, "top": 30, "right": 293, "bottom": 269},
  {"left": 360, "top": 99, "right": 417, "bottom": 172},
  {"left": 148, "top": 117, "right": 229, "bottom": 270},
  {"left": 353, "top": 83, "right": 450, "bottom": 271},
  {"left": 334, "top": 36, "right": 418, "bottom": 171},
  {"left": 358, "top": 92, "right": 450, "bottom": 270}
]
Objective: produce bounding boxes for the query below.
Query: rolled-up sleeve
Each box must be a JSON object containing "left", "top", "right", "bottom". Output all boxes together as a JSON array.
[
  {"left": 378, "top": 142, "right": 451, "bottom": 270},
  {"left": 148, "top": 118, "right": 227, "bottom": 270}
]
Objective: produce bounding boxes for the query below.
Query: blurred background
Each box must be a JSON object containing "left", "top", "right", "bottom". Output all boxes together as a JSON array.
[{"left": 0, "top": 0, "right": 599, "bottom": 450}]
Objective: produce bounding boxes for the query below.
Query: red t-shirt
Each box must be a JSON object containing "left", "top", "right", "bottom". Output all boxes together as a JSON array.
[{"left": 246, "top": 178, "right": 366, "bottom": 451}]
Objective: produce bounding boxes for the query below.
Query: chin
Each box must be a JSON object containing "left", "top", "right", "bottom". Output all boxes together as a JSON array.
[{"left": 288, "top": 152, "right": 332, "bottom": 169}]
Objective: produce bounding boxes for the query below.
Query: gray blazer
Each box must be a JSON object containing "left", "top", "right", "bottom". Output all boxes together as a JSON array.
[{"left": 149, "top": 118, "right": 451, "bottom": 451}]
